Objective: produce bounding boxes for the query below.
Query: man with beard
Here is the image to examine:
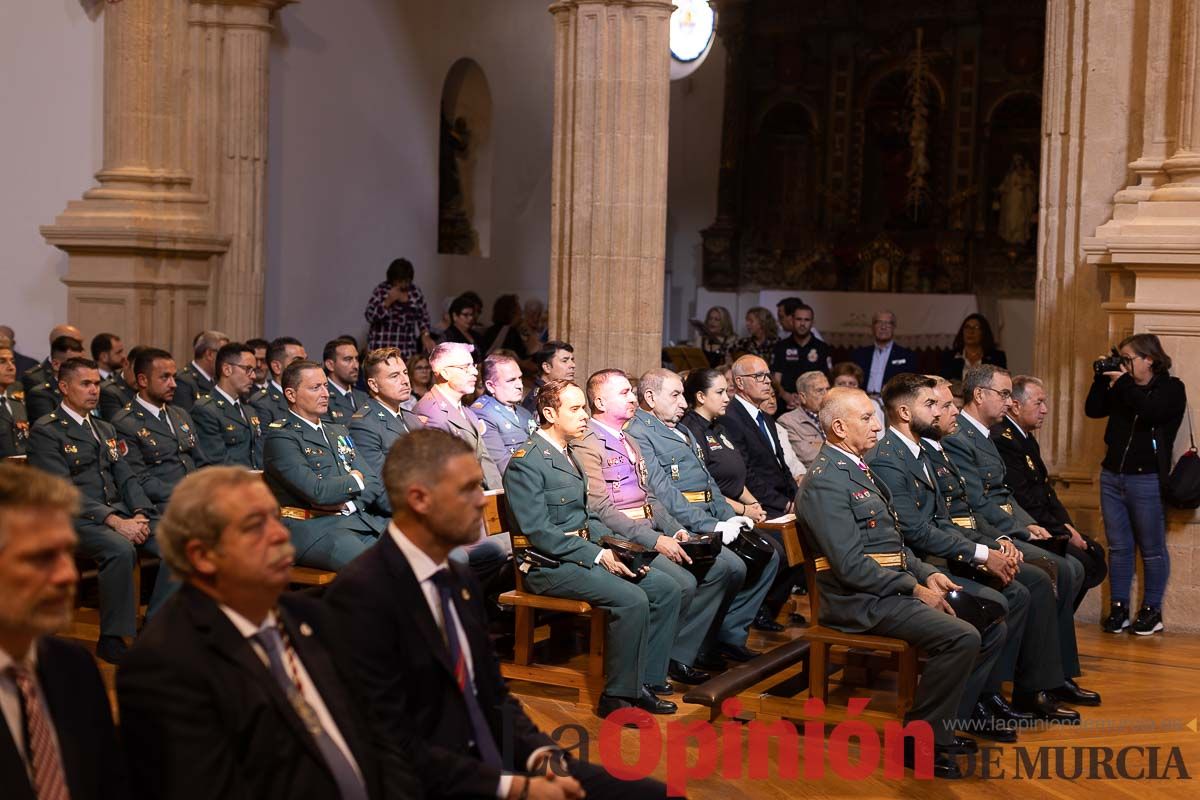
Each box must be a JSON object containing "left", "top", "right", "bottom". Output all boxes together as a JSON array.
[
  {"left": 112, "top": 348, "right": 203, "bottom": 514},
  {"left": 192, "top": 342, "right": 265, "bottom": 469},
  {"left": 323, "top": 337, "right": 369, "bottom": 423},
  {"left": 119, "top": 467, "right": 419, "bottom": 800},
  {"left": 0, "top": 464, "right": 128, "bottom": 799}
]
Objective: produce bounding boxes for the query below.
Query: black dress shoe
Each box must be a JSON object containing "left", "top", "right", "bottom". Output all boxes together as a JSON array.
[
  {"left": 789, "top": 612, "right": 808, "bottom": 625},
  {"left": 96, "top": 635, "right": 129, "bottom": 666},
  {"left": 964, "top": 703, "right": 1018, "bottom": 743},
  {"left": 902, "top": 739, "right": 963, "bottom": 779},
  {"left": 694, "top": 651, "right": 728, "bottom": 672},
  {"left": 667, "top": 660, "right": 711, "bottom": 685},
  {"left": 983, "top": 693, "right": 1035, "bottom": 723},
  {"left": 635, "top": 685, "right": 677, "bottom": 714},
  {"left": 718, "top": 643, "right": 760, "bottom": 663},
  {"left": 596, "top": 694, "right": 636, "bottom": 723},
  {"left": 1012, "top": 691, "right": 1081, "bottom": 724},
  {"left": 752, "top": 610, "right": 785, "bottom": 632},
  {"left": 645, "top": 682, "right": 674, "bottom": 696},
  {"left": 1048, "top": 678, "right": 1101, "bottom": 707},
  {"left": 946, "top": 736, "right": 978, "bottom": 755}
]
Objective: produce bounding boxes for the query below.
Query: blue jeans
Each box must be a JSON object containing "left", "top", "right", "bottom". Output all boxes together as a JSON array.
[{"left": 1100, "top": 469, "right": 1169, "bottom": 608}]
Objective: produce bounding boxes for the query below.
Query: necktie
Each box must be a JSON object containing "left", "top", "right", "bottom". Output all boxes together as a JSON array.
[
  {"left": 233, "top": 401, "right": 249, "bottom": 426},
  {"left": 7, "top": 665, "right": 70, "bottom": 800},
  {"left": 0, "top": 396, "right": 9, "bottom": 416},
  {"left": 755, "top": 410, "right": 776, "bottom": 453},
  {"left": 81, "top": 416, "right": 100, "bottom": 445},
  {"left": 428, "top": 570, "right": 503, "bottom": 767},
  {"left": 252, "top": 627, "right": 368, "bottom": 800}
]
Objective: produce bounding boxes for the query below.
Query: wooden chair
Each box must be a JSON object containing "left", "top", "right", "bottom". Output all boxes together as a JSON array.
[
  {"left": 794, "top": 518, "right": 920, "bottom": 720},
  {"left": 490, "top": 491, "right": 607, "bottom": 708}
]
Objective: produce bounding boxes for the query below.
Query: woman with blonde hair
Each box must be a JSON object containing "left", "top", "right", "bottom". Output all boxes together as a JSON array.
[{"left": 734, "top": 307, "right": 779, "bottom": 361}]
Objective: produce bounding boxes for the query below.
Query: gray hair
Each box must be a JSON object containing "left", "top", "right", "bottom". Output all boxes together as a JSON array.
[
  {"left": 817, "top": 387, "right": 868, "bottom": 436},
  {"left": 795, "top": 371, "right": 827, "bottom": 395},
  {"left": 157, "top": 467, "right": 262, "bottom": 578},
  {"left": 428, "top": 341, "right": 474, "bottom": 372},
  {"left": 962, "top": 365, "right": 1010, "bottom": 403},
  {"left": 1011, "top": 375, "right": 1044, "bottom": 403},
  {"left": 636, "top": 368, "right": 678, "bottom": 403},
  {"left": 193, "top": 330, "right": 230, "bottom": 360},
  {"left": 872, "top": 309, "right": 897, "bottom": 325},
  {"left": 0, "top": 464, "right": 79, "bottom": 550}
]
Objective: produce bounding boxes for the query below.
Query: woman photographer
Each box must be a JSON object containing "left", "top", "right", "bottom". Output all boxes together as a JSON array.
[{"left": 1085, "top": 333, "right": 1186, "bottom": 636}]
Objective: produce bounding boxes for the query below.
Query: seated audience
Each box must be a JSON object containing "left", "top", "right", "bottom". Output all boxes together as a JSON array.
[
  {"left": 850, "top": 310, "right": 917, "bottom": 397},
  {"left": 251, "top": 336, "right": 307, "bottom": 425},
  {"left": 0, "top": 340, "right": 30, "bottom": 457},
  {"left": 0, "top": 464, "right": 128, "bottom": 799},
  {"left": 20, "top": 324, "right": 82, "bottom": 393},
  {"left": 522, "top": 340, "right": 576, "bottom": 416},
  {"left": 192, "top": 342, "right": 264, "bottom": 469},
  {"left": 323, "top": 336, "right": 369, "bottom": 423},
  {"left": 348, "top": 347, "right": 424, "bottom": 485},
  {"left": 694, "top": 306, "right": 736, "bottom": 368},
  {"left": 720, "top": 356, "right": 797, "bottom": 517},
  {"left": 415, "top": 343, "right": 502, "bottom": 488},
  {"left": 442, "top": 294, "right": 482, "bottom": 362},
  {"left": 773, "top": 303, "right": 831, "bottom": 410},
  {"left": 0, "top": 324, "right": 39, "bottom": 378},
  {"left": 761, "top": 390, "right": 807, "bottom": 483},
  {"left": 174, "top": 330, "right": 229, "bottom": 411},
  {"left": 776, "top": 371, "right": 830, "bottom": 469},
  {"left": 90, "top": 332, "right": 126, "bottom": 383},
  {"left": 99, "top": 345, "right": 141, "bottom": 422},
  {"left": 25, "top": 335, "right": 86, "bottom": 422},
  {"left": 246, "top": 336, "right": 271, "bottom": 390},
  {"left": 119, "top": 467, "right": 419, "bottom": 800},
  {"left": 471, "top": 351, "right": 537, "bottom": 474},
  {"left": 523, "top": 298, "right": 549, "bottom": 345},
  {"left": 404, "top": 353, "right": 432, "bottom": 406},
  {"left": 480, "top": 294, "right": 534, "bottom": 362},
  {"left": 364, "top": 256, "right": 436, "bottom": 358},
  {"left": 732, "top": 306, "right": 779, "bottom": 362},
  {"left": 941, "top": 313, "right": 1007, "bottom": 384},
  {"left": 830, "top": 360, "right": 865, "bottom": 389},
  {"left": 262, "top": 360, "right": 387, "bottom": 571}
]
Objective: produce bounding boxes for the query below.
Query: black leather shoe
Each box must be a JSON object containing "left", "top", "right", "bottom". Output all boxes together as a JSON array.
[
  {"left": 96, "top": 635, "right": 129, "bottom": 666},
  {"left": 946, "top": 736, "right": 978, "bottom": 755},
  {"left": 645, "top": 682, "right": 674, "bottom": 696},
  {"left": 1048, "top": 678, "right": 1101, "bottom": 707},
  {"left": 694, "top": 651, "right": 728, "bottom": 672},
  {"left": 752, "top": 609, "right": 785, "bottom": 632},
  {"left": 718, "top": 643, "right": 760, "bottom": 663},
  {"left": 596, "top": 693, "right": 635, "bottom": 722},
  {"left": 1012, "top": 691, "right": 1081, "bottom": 724},
  {"left": 902, "top": 739, "right": 963, "bottom": 779},
  {"left": 964, "top": 703, "right": 1018, "bottom": 743},
  {"left": 667, "top": 660, "right": 711, "bottom": 685},
  {"left": 983, "top": 692, "right": 1035, "bottom": 723},
  {"left": 635, "top": 685, "right": 677, "bottom": 714}
]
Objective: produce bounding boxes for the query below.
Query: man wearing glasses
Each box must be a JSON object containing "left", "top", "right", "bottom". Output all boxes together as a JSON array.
[{"left": 193, "top": 342, "right": 265, "bottom": 469}]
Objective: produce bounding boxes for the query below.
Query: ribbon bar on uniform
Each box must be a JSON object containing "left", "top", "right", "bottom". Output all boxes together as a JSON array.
[
  {"left": 619, "top": 505, "right": 653, "bottom": 521},
  {"left": 951, "top": 515, "right": 976, "bottom": 529},
  {"left": 681, "top": 490, "right": 712, "bottom": 503}
]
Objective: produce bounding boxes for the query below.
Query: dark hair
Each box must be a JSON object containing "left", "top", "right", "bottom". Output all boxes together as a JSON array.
[
  {"left": 793, "top": 302, "right": 814, "bottom": 318},
  {"left": 683, "top": 368, "right": 724, "bottom": 407},
  {"left": 50, "top": 336, "right": 84, "bottom": 361},
  {"left": 267, "top": 336, "right": 304, "bottom": 374},
  {"left": 459, "top": 291, "right": 483, "bottom": 312},
  {"left": 536, "top": 379, "right": 577, "bottom": 425},
  {"left": 281, "top": 359, "right": 324, "bottom": 393},
  {"left": 881, "top": 373, "right": 936, "bottom": 413},
  {"left": 57, "top": 356, "right": 98, "bottom": 384},
  {"left": 830, "top": 361, "right": 865, "bottom": 387},
  {"left": 777, "top": 297, "right": 804, "bottom": 317},
  {"left": 363, "top": 347, "right": 405, "bottom": 381},
  {"left": 322, "top": 336, "right": 358, "bottom": 365},
  {"left": 449, "top": 294, "right": 475, "bottom": 317},
  {"left": 215, "top": 342, "right": 255, "bottom": 377},
  {"left": 952, "top": 313, "right": 998, "bottom": 354},
  {"left": 1119, "top": 333, "right": 1173, "bottom": 374},
  {"left": 482, "top": 351, "right": 519, "bottom": 386},
  {"left": 584, "top": 369, "right": 628, "bottom": 412},
  {"left": 133, "top": 347, "right": 174, "bottom": 379},
  {"left": 90, "top": 332, "right": 120, "bottom": 361},
  {"left": 386, "top": 258, "right": 414, "bottom": 285},
  {"left": 246, "top": 337, "right": 270, "bottom": 352},
  {"left": 383, "top": 429, "right": 473, "bottom": 513},
  {"left": 962, "top": 364, "right": 1010, "bottom": 403},
  {"left": 491, "top": 294, "right": 522, "bottom": 326},
  {"left": 533, "top": 340, "right": 574, "bottom": 374},
  {"left": 125, "top": 345, "right": 147, "bottom": 373}
]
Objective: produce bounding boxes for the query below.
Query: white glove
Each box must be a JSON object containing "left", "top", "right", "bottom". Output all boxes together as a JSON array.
[
  {"left": 714, "top": 519, "right": 743, "bottom": 545},
  {"left": 730, "top": 515, "right": 755, "bottom": 532}
]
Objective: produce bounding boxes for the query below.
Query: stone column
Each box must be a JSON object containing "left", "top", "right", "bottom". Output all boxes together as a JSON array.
[{"left": 547, "top": 0, "right": 675, "bottom": 382}]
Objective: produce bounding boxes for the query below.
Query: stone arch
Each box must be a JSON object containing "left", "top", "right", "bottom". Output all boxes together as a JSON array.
[{"left": 438, "top": 58, "right": 493, "bottom": 257}]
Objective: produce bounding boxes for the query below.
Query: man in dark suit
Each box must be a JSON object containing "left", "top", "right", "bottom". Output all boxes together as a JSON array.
[
  {"left": 993, "top": 375, "right": 1107, "bottom": 609},
  {"left": 850, "top": 310, "right": 918, "bottom": 397},
  {"left": 326, "top": 428, "right": 666, "bottom": 800},
  {"left": 117, "top": 466, "right": 420, "bottom": 800},
  {"left": 0, "top": 463, "right": 128, "bottom": 800}
]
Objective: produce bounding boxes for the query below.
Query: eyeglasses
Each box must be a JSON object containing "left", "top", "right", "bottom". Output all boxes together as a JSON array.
[
  {"left": 444, "top": 363, "right": 478, "bottom": 373},
  {"left": 739, "top": 372, "right": 772, "bottom": 384},
  {"left": 234, "top": 364, "right": 257, "bottom": 374},
  {"left": 979, "top": 386, "right": 1012, "bottom": 401}
]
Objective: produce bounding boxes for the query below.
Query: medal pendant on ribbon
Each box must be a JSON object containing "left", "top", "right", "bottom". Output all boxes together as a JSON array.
[
  {"left": 289, "top": 689, "right": 324, "bottom": 736},
  {"left": 670, "top": 464, "right": 680, "bottom": 481}
]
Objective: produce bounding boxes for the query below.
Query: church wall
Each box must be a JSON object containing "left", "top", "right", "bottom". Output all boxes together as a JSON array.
[
  {"left": 0, "top": 2, "right": 104, "bottom": 358},
  {"left": 265, "top": 0, "right": 554, "bottom": 347}
]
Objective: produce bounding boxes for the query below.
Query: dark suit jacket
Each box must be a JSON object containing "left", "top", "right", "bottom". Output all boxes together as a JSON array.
[
  {"left": 850, "top": 343, "right": 918, "bottom": 392},
  {"left": 1, "top": 637, "right": 127, "bottom": 800},
  {"left": 991, "top": 415, "right": 1073, "bottom": 531},
  {"left": 325, "top": 532, "right": 554, "bottom": 798},
  {"left": 718, "top": 397, "right": 797, "bottom": 516},
  {"left": 118, "top": 584, "right": 416, "bottom": 800}
]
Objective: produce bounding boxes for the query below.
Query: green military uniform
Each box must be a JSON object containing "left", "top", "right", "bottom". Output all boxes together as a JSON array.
[
  {"left": 98, "top": 372, "right": 136, "bottom": 421},
  {"left": 323, "top": 380, "right": 370, "bottom": 425},
  {"left": 173, "top": 362, "right": 214, "bottom": 411},
  {"left": 25, "top": 380, "right": 62, "bottom": 422},
  {"left": 111, "top": 400, "right": 203, "bottom": 512},
  {"left": 250, "top": 381, "right": 290, "bottom": 425},
  {"left": 502, "top": 432, "right": 682, "bottom": 701},
  {"left": 347, "top": 397, "right": 423, "bottom": 513},
  {"left": 798, "top": 443, "right": 1004, "bottom": 748},
  {"left": 27, "top": 406, "right": 175, "bottom": 639},
  {"left": 869, "top": 429, "right": 1067, "bottom": 698},
  {"left": 20, "top": 358, "right": 50, "bottom": 394},
  {"left": 923, "top": 436, "right": 1083, "bottom": 679},
  {"left": 263, "top": 412, "right": 387, "bottom": 571},
  {"left": 0, "top": 388, "right": 29, "bottom": 457},
  {"left": 191, "top": 390, "right": 263, "bottom": 469}
]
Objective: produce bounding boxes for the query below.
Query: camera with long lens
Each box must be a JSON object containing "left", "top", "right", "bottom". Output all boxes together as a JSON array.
[{"left": 1093, "top": 347, "right": 1124, "bottom": 375}]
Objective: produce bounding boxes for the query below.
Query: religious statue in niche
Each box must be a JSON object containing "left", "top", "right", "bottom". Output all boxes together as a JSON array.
[
  {"left": 905, "top": 28, "right": 932, "bottom": 222},
  {"left": 438, "top": 114, "right": 479, "bottom": 255},
  {"left": 994, "top": 153, "right": 1037, "bottom": 246}
]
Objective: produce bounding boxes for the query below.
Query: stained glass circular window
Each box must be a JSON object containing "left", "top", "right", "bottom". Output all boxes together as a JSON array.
[{"left": 670, "top": 0, "right": 716, "bottom": 63}]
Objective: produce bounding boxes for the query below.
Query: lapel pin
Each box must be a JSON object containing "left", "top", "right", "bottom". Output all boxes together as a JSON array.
[
  {"left": 299, "top": 622, "right": 313, "bottom": 637},
  {"left": 461, "top": 588, "right": 471, "bottom": 601}
]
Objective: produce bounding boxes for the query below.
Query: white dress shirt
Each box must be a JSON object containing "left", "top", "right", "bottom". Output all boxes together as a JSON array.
[
  {"left": 136, "top": 395, "right": 174, "bottom": 433},
  {"left": 959, "top": 409, "right": 992, "bottom": 438},
  {"left": 735, "top": 394, "right": 777, "bottom": 454},
  {"left": 0, "top": 642, "right": 66, "bottom": 783},
  {"left": 866, "top": 341, "right": 894, "bottom": 395},
  {"left": 189, "top": 362, "right": 213, "bottom": 385}
]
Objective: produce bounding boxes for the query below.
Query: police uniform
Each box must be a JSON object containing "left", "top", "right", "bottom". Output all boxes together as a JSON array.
[
  {"left": 323, "top": 380, "right": 370, "bottom": 426},
  {"left": 249, "top": 381, "right": 290, "bottom": 425},
  {"left": 798, "top": 443, "right": 1004, "bottom": 749},
  {"left": 502, "top": 432, "right": 682, "bottom": 703},
  {"left": 262, "top": 412, "right": 388, "bottom": 571},
  {"left": 470, "top": 393, "right": 537, "bottom": 474},
  {"left": 414, "top": 385, "right": 503, "bottom": 490},
  {"left": 25, "top": 380, "right": 63, "bottom": 422},
  {"left": 925, "top": 433, "right": 1085, "bottom": 680},
  {"left": 173, "top": 362, "right": 215, "bottom": 411},
  {"left": 98, "top": 372, "right": 137, "bottom": 422},
  {"left": 869, "top": 428, "right": 1067, "bottom": 704},
  {"left": 20, "top": 358, "right": 51, "bottom": 394},
  {"left": 991, "top": 414, "right": 1107, "bottom": 608},
  {"left": 191, "top": 389, "right": 264, "bottom": 469},
  {"left": 771, "top": 335, "right": 832, "bottom": 395},
  {"left": 111, "top": 399, "right": 203, "bottom": 512},
  {"left": 0, "top": 388, "right": 30, "bottom": 457},
  {"left": 347, "top": 397, "right": 424, "bottom": 512},
  {"left": 26, "top": 406, "right": 175, "bottom": 639},
  {"left": 625, "top": 409, "right": 779, "bottom": 652}
]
